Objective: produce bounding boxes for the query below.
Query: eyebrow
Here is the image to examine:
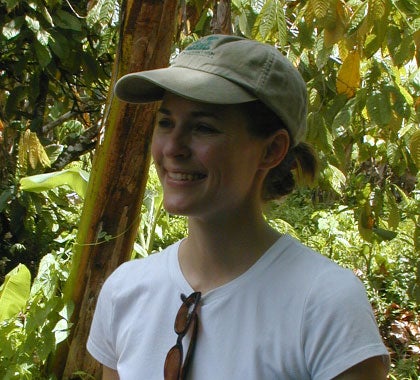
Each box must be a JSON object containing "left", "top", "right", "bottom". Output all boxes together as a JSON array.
[{"left": 158, "top": 107, "right": 222, "bottom": 120}]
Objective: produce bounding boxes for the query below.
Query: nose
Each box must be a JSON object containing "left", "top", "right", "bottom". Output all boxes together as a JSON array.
[{"left": 162, "top": 127, "right": 191, "bottom": 158}]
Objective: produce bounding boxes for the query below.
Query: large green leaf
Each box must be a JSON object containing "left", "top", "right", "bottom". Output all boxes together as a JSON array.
[
  {"left": 364, "top": 2, "right": 389, "bottom": 59},
  {"left": 96, "top": 25, "right": 117, "bottom": 57},
  {"left": 409, "top": 130, "right": 420, "bottom": 169},
  {"left": 386, "top": 142, "right": 401, "bottom": 168},
  {"left": 0, "top": 264, "right": 31, "bottom": 321},
  {"left": 387, "top": 25, "right": 415, "bottom": 66},
  {"left": 30, "top": 254, "right": 59, "bottom": 299},
  {"left": 81, "top": 52, "right": 100, "bottom": 85},
  {"left": 254, "top": 0, "right": 277, "bottom": 40},
  {"left": 25, "top": 15, "right": 40, "bottom": 33},
  {"left": 390, "top": 84, "right": 412, "bottom": 119},
  {"left": 3, "top": 0, "right": 19, "bottom": 11},
  {"left": 315, "top": 34, "right": 332, "bottom": 69},
  {"left": 86, "top": 0, "right": 116, "bottom": 28},
  {"left": 394, "top": 0, "right": 419, "bottom": 16},
  {"left": 312, "top": 0, "right": 330, "bottom": 20},
  {"left": 5, "top": 85, "right": 27, "bottom": 117},
  {"left": 347, "top": 1, "right": 367, "bottom": 35},
  {"left": 323, "top": 163, "right": 346, "bottom": 194},
  {"left": 34, "top": 40, "right": 52, "bottom": 68},
  {"left": 358, "top": 202, "right": 374, "bottom": 242},
  {"left": 332, "top": 100, "right": 354, "bottom": 131},
  {"left": 54, "top": 9, "right": 83, "bottom": 31},
  {"left": 49, "top": 30, "right": 70, "bottom": 60},
  {"left": 366, "top": 90, "right": 392, "bottom": 126},
  {"left": 2, "top": 17, "right": 23, "bottom": 39},
  {"left": 39, "top": 4, "right": 54, "bottom": 26},
  {"left": 386, "top": 188, "right": 400, "bottom": 230},
  {"left": 372, "top": 227, "right": 398, "bottom": 241},
  {"left": 0, "top": 187, "right": 14, "bottom": 213},
  {"left": 20, "top": 168, "right": 90, "bottom": 198},
  {"left": 276, "top": 4, "right": 287, "bottom": 48}
]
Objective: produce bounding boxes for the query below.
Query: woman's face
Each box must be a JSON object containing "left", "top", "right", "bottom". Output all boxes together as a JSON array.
[{"left": 151, "top": 92, "right": 274, "bottom": 219}]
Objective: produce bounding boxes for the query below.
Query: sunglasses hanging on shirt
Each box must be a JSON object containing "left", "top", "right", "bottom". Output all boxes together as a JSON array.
[{"left": 164, "top": 291, "right": 202, "bottom": 380}]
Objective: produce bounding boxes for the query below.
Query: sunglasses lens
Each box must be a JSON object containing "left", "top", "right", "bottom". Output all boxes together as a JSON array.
[
  {"left": 174, "top": 303, "right": 190, "bottom": 334},
  {"left": 174, "top": 292, "right": 200, "bottom": 334},
  {"left": 164, "top": 345, "right": 182, "bottom": 380}
]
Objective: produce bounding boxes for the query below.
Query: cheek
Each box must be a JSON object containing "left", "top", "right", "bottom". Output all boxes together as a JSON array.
[{"left": 195, "top": 145, "right": 215, "bottom": 162}]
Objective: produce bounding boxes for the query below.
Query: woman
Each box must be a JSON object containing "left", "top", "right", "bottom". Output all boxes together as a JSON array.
[{"left": 87, "top": 34, "right": 389, "bottom": 380}]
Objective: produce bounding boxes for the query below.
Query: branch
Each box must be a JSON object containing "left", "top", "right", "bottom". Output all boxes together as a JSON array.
[
  {"left": 50, "top": 125, "right": 99, "bottom": 170},
  {"left": 42, "top": 111, "right": 77, "bottom": 135}
]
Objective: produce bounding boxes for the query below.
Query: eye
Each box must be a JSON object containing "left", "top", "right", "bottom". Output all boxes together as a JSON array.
[
  {"left": 194, "top": 123, "right": 220, "bottom": 134},
  {"left": 156, "top": 118, "right": 173, "bottom": 129}
]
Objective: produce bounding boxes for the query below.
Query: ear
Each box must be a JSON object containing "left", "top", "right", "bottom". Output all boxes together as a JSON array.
[{"left": 259, "top": 129, "right": 290, "bottom": 170}]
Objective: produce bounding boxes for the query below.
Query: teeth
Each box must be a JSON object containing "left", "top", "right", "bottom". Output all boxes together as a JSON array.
[{"left": 168, "top": 172, "right": 205, "bottom": 181}]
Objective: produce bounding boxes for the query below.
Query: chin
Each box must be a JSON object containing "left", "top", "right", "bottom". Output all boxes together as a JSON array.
[{"left": 163, "top": 201, "right": 191, "bottom": 216}]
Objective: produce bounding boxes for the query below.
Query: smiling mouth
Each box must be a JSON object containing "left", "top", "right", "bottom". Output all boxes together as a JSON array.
[{"left": 167, "top": 172, "right": 206, "bottom": 181}]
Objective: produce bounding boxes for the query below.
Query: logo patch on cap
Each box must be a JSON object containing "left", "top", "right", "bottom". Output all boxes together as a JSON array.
[{"left": 184, "top": 35, "right": 220, "bottom": 51}]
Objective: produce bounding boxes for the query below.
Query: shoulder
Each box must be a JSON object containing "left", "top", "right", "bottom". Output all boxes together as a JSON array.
[
  {"left": 281, "top": 236, "right": 390, "bottom": 378},
  {"left": 270, "top": 235, "right": 371, "bottom": 320},
  {"left": 281, "top": 236, "right": 367, "bottom": 308},
  {"left": 276, "top": 234, "right": 336, "bottom": 267},
  {"left": 273, "top": 234, "right": 357, "bottom": 288},
  {"left": 100, "top": 240, "right": 181, "bottom": 297}
]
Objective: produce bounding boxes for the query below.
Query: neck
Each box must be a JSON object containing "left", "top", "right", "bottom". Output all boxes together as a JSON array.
[{"left": 178, "top": 207, "right": 281, "bottom": 294}]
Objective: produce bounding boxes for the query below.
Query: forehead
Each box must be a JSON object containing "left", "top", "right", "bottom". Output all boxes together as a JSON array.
[{"left": 159, "top": 92, "right": 245, "bottom": 120}]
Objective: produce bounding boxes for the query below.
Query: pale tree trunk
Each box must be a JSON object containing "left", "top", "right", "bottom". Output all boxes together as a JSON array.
[
  {"left": 211, "top": 0, "right": 232, "bottom": 34},
  {"left": 51, "top": 0, "right": 179, "bottom": 378}
]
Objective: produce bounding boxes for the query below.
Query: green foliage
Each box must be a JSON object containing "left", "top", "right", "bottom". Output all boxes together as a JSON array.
[
  {"left": 0, "top": 238, "right": 74, "bottom": 379},
  {"left": 0, "top": 0, "right": 114, "bottom": 279},
  {"left": 0, "top": 180, "right": 84, "bottom": 283},
  {"left": 0, "top": 264, "right": 31, "bottom": 321},
  {"left": 1, "top": 0, "right": 419, "bottom": 378},
  {"left": 20, "top": 168, "right": 90, "bottom": 199}
]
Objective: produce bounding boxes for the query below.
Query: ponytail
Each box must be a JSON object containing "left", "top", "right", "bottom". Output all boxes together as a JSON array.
[{"left": 240, "top": 101, "right": 319, "bottom": 201}]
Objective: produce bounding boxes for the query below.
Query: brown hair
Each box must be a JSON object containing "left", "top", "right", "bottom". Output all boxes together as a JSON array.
[{"left": 241, "top": 101, "right": 319, "bottom": 201}]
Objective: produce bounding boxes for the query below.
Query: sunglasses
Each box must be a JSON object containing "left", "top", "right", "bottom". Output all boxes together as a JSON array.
[{"left": 164, "top": 291, "right": 202, "bottom": 380}]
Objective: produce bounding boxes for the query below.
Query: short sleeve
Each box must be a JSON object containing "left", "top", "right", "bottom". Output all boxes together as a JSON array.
[
  {"left": 87, "top": 273, "right": 119, "bottom": 370},
  {"left": 302, "top": 268, "right": 389, "bottom": 380}
]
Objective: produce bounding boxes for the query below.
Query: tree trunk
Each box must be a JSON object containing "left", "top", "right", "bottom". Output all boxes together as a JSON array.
[
  {"left": 211, "top": 0, "right": 232, "bottom": 34},
  {"left": 51, "top": 0, "right": 179, "bottom": 378}
]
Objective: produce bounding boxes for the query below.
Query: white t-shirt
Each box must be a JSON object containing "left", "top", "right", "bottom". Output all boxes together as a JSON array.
[{"left": 87, "top": 234, "right": 389, "bottom": 379}]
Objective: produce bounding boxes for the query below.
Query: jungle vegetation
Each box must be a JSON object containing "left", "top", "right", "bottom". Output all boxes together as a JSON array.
[{"left": 0, "top": 0, "right": 419, "bottom": 378}]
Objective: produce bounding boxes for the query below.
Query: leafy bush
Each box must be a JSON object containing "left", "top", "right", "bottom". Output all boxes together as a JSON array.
[{"left": 0, "top": 233, "right": 75, "bottom": 380}]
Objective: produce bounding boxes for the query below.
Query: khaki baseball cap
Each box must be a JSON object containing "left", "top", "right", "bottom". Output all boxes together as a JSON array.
[{"left": 115, "top": 34, "right": 307, "bottom": 145}]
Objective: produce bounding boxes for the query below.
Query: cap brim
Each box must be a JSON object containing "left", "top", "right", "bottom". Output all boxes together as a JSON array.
[{"left": 114, "top": 67, "right": 257, "bottom": 104}]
